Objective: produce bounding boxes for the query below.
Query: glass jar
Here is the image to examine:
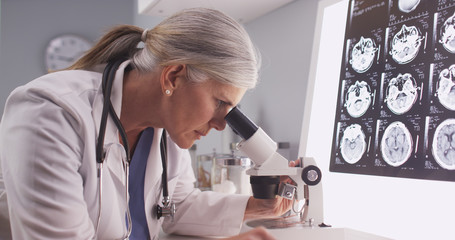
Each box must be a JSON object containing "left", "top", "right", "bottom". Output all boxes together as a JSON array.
[
  {"left": 196, "top": 154, "right": 214, "bottom": 191},
  {"left": 212, "top": 155, "right": 253, "bottom": 195}
]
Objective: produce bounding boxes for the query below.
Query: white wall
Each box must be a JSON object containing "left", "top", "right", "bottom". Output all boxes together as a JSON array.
[
  {"left": 302, "top": 0, "right": 455, "bottom": 239},
  {"left": 133, "top": 1, "right": 162, "bottom": 30}
]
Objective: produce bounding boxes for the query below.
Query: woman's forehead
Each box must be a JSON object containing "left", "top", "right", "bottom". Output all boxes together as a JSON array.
[{"left": 207, "top": 80, "right": 246, "bottom": 105}]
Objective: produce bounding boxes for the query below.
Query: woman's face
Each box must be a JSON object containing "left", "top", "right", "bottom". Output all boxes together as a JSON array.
[{"left": 165, "top": 78, "right": 246, "bottom": 149}]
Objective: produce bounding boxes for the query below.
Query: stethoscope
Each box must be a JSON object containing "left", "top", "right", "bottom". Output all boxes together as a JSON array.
[{"left": 94, "top": 59, "right": 175, "bottom": 239}]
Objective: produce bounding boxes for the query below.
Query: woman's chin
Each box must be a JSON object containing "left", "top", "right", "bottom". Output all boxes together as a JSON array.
[{"left": 174, "top": 138, "right": 196, "bottom": 149}]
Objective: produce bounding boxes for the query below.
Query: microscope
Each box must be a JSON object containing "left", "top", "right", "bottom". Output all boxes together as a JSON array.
[{"left": 225, "top": 107, "right": 325, "bottom": 228}]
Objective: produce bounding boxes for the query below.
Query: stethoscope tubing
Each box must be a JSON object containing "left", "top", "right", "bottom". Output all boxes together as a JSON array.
[{"left": 95, "top": 59, "right": 132, "bottom": 239}]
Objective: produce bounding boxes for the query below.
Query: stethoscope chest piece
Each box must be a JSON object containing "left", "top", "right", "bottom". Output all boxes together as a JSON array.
[{"left": 156, "top": 196, "right": 176, "bottom": 221}]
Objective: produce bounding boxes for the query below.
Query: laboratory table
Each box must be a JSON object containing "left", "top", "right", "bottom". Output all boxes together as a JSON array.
[{"left": 160, "top": 227, "right": 393, "bottom": 240}]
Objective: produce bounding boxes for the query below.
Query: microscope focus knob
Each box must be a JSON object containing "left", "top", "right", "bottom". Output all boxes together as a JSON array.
[{"left": 301, "top": 165, "right": 322, "bottom": 186}]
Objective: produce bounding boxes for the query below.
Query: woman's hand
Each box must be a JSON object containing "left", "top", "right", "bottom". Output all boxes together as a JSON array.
[
  {"left": 243, "top": 195, "right": 293, "bottom": 220},
  {"left": 222, "top": 227, "right": 275, "bottom": 240},
  {"left": 288, "top": 158, "right": 301, "bottom": 167},
  {"left": 226, "top": 159, "right": 303, "bottom": 239},
  {"left": 243, "top": 158, "right": 301, "bottom": 221}
]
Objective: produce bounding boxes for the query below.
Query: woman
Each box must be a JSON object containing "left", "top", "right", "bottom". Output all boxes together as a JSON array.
[{"left": 0, "top": 8, "right": 291, "bottom": 239}]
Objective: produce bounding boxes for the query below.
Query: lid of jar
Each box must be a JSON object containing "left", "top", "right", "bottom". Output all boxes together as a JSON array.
[
  {"left": 215, "top": 155, "right": 252, "bottom": 167},
  {"left": 197, "top": 153, "right": 232, "bottom": 161}
]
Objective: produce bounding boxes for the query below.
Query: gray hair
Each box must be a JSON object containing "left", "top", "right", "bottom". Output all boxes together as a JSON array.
[
  {"left": 69, "top": 8, "right": 260, "bottom": 89},
  {"left": 133, "top": 8, "right": 261, "bottom": 89}
]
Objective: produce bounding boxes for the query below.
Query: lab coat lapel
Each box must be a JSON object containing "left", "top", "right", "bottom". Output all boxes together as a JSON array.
[
  {"left": 144, "top": 128, "right": 164, "bottom": 193},
  {"left": 144, "top": 128, "right": 165, "bottom": 235}
]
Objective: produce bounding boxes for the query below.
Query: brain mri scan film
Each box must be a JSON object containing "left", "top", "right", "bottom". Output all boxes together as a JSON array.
[
  {"left": 350, "top": 37, "right": 378, "bottom": 73},
  {"left": 390, "top": 25, "right": 423, "bottom": 64},
  {"left": 340, "top": 124, "right": 367, "bottom": 164},
  {"left": 440, "top": 12, "right": 455, "bottom": 54},
  {"left": 345, "top": 81, "right": 372, "bottom": 118},
  {"left": 398, "top": 0, "right": 421, "bottom": 13},
  {"left": 381, "top": 121, "right": 413, "bottom": 167},
  {"left": 331, "top": 0, "right": 455, "bottom": 181},
  {"left": 437, "top": 64, "right": 455, "bottom": 111},
  {"left": 385, "top": 73, "right": 418, "bottom": 115},
  {"left": 432, "top": 119, "right": 455, "bottom": 170}
]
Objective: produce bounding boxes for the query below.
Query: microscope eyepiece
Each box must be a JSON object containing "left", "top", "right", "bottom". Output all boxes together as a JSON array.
[{"left": 225, "top": 107, "right": 258, "bottom": 140}]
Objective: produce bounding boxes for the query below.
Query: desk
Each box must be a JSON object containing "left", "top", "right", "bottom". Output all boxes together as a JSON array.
[{"left": 160, "top": 227, "right": 392, "bottom": 240}]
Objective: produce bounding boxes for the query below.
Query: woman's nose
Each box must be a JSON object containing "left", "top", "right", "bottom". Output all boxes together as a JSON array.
[{"left": 209, "top": 115, "right": 227, "bottom": 131}]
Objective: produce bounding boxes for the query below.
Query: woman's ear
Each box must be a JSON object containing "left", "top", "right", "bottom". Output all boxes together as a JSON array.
[{"left": 160, "top": 64, "right": 186, "bottom": 96}]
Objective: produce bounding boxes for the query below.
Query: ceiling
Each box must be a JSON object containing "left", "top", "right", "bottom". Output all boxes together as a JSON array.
[{"left": 138, "top": 0, "right": 296, "bottom": 23}]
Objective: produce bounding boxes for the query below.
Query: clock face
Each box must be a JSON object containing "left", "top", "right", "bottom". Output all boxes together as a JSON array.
[{"left": 45, "top": 34, "right": 92, "bottom": 72}]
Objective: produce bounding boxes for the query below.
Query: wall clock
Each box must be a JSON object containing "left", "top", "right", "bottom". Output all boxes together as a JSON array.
[{"left": 45, "top": 34, "right": 92, "bottom": 72}]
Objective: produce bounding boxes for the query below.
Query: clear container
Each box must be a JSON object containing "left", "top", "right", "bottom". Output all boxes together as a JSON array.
[
  {"left": 196, "top": 154, "right": 213, "bottom": 191},
  {"left": 196, "top": 151, "right": 231, "bottom": 191},
  {"left": 212, "top": 155, "right": 253, "bottom": 195}
]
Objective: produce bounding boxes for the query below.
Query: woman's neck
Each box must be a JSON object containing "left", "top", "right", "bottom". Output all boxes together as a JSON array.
[{"left": 120, "top": 68, "right": 163, "bottom": 151}]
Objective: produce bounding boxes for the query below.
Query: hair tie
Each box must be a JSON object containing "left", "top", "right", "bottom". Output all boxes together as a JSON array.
[{"left": 141, "top": 29, "right": 149, "bottom": 42}]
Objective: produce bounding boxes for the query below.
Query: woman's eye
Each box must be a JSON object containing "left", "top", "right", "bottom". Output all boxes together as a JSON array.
[{"left": 216, "top": 100, "right": 227, "bottom": 109}]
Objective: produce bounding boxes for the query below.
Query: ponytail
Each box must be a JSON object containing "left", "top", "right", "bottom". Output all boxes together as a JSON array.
[{"left": 68, "top": 25, "right": 143, "bottom": 70}]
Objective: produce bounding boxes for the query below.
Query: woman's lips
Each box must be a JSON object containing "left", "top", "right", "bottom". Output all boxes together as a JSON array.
[{"left": 195, "top": 130, "right": 207, "bottom": 139}]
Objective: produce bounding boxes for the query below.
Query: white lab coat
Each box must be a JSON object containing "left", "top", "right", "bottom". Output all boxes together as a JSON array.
[{"left": 0, "top": 61, "right": 249, "bottom": 239}]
